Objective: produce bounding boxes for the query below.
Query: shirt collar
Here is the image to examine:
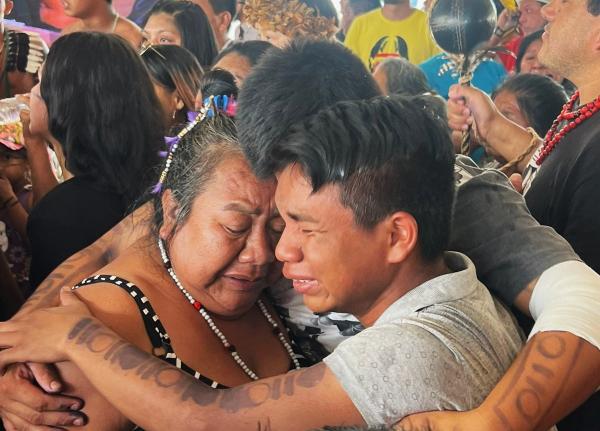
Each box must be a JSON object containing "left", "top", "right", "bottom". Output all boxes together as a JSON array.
[{"left": 375, "top": 252, "right": 479, "bottom": 326}]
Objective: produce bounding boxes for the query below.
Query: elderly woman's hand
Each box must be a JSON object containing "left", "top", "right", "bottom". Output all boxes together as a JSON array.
[{"left": 0, "top": 287, "right": 94, "bottom": 369}]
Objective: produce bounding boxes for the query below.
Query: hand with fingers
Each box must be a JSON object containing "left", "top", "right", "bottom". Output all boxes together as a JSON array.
[
  {"left": 0, "top": 362, "right": 87, "bottom": 430},
  {"left": 394, "top": 409, "right": 498, "bottom": 431},
  {"left": 0, "top": 287, "right": 93, "bottom": 370},
  {"left": 447, "top": 85, "right": 500, "bottom": 143}
]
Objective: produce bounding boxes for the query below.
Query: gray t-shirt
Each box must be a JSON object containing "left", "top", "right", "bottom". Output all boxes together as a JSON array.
[
  {"left": 323, "top": 252, "right": 523, "bottom": 426},
  {"left": 271, "top": 157, "right": 579, "bottom": 359}
]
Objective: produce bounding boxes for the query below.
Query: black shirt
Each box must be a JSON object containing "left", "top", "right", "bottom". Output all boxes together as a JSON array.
[
  {"left": 523, "top": 114, "right": 600, "bottom": 430},
  {"left": 525, "top": 114, "right": 600, "bottom": 274},
  {"left": 27, "top": 177, "right": 126, "bottom": 288}
]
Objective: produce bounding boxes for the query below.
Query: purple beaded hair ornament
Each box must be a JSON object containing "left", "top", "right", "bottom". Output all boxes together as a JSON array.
[{"left": 151, "top": 95, "right": 236, "bottom": 194}]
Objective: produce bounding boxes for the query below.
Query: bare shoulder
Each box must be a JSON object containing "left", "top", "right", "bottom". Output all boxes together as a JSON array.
[
  {"left": 74, "top": 277, "right": 153, "bottom": 352},
  {"left": 115, "top": 17, "right": 144, "bottom": 49}
]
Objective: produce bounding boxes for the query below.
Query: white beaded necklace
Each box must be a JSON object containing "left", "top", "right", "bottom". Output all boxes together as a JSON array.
[{"left": 158, "top": 238, "right": 301, "bottom": 380}]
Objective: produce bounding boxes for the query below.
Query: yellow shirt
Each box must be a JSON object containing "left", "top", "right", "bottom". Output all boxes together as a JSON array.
[{"left": 344, "top": 8, "right": 440, "bottom": 71}]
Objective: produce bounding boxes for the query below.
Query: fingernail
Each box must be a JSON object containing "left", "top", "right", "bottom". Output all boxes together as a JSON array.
[
  {"left": 70, "top": 402, "right": 81, "bottom": 410},
  {"left": 50, "top": 381, "right": 60, "bottom": 391},
  {"left": 72, "top": 417, "right": 84, "bottom": 426}
]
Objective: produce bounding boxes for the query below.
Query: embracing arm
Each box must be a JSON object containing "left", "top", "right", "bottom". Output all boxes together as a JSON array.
[
  {"left": 397, "top": 161, "right": 600, "bottom": 430},
  {"left": 10, "top": 315, "right": 363, "bottom": 431}
]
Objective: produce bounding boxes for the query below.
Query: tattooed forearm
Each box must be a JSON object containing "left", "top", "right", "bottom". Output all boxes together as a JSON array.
[
  {"left": 66, "top": 317, "right": 326, "bottom": 416},
  {"left": 491, "top": 332, "right": 584, "bottom": 431}
]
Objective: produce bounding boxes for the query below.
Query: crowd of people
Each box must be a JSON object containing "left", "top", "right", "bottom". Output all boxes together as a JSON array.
[{"left": 0, "top": 0, "right": 599, "bottom": 430}]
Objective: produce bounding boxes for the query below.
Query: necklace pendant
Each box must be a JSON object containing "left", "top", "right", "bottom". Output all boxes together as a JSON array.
[{"left": 193, "top": 300, "right": 202, "bottom": 311}]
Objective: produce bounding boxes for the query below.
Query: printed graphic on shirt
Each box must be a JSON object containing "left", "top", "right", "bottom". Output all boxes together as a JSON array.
[{"left": 369, "top": 36, "right": 409, "bottom": 71}]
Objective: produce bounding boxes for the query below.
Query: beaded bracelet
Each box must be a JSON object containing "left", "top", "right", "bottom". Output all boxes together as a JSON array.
[{"left": 500, "top": 127, "right": 542, "bottom": 174}]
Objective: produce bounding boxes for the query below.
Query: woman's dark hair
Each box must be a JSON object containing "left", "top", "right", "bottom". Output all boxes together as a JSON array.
[
  {"left": 146, "top": 0, "right": 219, "bottom": 68},
  {"left": 492, "top": 73, "right": 567, "bottom": 137},
  {"left": 376, "top": 57, "right": 431, "bottom": 95},
  {"left": 200, "top": 68, "right": 239, "bottom": 101},
  {"left": 153, "top": 115, "right": 240, "bottom": 239},
  {"left": 214, "top": 40, "right": 274, "bottom": 67},
  {"left": 516, "top": 29, "right": 543, "bottom": 73},
  {"left": 41, "top": 32, "right": 164, "bottom": 207},
  {"left": 141, "top": 44, "right": 204, "bottom": 112}
]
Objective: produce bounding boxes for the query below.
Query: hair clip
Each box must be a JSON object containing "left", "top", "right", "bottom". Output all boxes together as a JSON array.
[
  {"left": 139, "top": 42, "right": 167, "bottom": 60},
  {"left": 151, "top": 97, "right": 214, "bottom": 194}
]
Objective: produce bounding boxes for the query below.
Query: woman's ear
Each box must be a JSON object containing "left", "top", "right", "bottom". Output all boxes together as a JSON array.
[
  {"left": 174, "top": 94, "right": 185, "bottom": 112},
  {"left": 159, "top": 189, "right": 179, "bottom": 240}
]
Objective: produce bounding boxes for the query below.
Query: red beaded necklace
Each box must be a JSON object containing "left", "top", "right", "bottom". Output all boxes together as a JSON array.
[{"left": 536, "top": 91, "right": 600, "bottom": 166}]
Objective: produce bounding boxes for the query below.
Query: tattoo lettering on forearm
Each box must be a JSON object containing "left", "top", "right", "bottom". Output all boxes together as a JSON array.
[
  {"left": 218, "top": 365, "right": 326, "bottom": 413},
  {"left": 492, "top": 333, "right": 584, "bottom": 430},
  {"left": 65, "top": 317, "right": 326, "bottom": 417}
]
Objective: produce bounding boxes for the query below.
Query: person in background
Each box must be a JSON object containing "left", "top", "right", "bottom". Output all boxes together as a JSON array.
[
  {"left": 344, "top": 0, "right": 439, "bottom": 71},
  {"left": 0, "top": 141, "right": 32, "bottom": 297},
  {"left": 142, "top": 0, "right": 219, "bottom": 69},
  {"left": 0, "top": 0, "right": 46, "bottom": 98},
  {"left": 194, "top": 0, "right": 237, "bottom": 49},
  {"left": 61, "top": 0, "right": 144, "bottom": 48},
  {"left": 26, "top": 32, "right": 164, "bottom": 288},
  {"left": 467, "top": 73, "right": 567, "bottom": 168},
  {"left": 372, "top": 57, "right": 431, "bottom": 95},
  {"left": 420, "top": 53, "right": 506, "bottom": 100},
  {"left": 141, "top": 44, "right": 204, "bottom": 130},
  {"left": 491, "top": 0, "right": 548, "bottom": 72},
  {"left": 242, "top": 0, "right": 338, "bottom": 48},
  {"left": 212, "top": 40, "right": 274, "bottom": 85},
  {"left": 516, "top": 29, "right": 576, "bottom": 94},
  {"left": 337, "top": 0, "right": 380, "bottom": 41}
]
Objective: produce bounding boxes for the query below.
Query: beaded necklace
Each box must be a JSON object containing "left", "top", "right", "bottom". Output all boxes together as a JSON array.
[
  {"left": 537, "top": 91, "right": 600, "bottom": 166},
  {"left": 158, "top": 238, "right": 301, "bottom": 380}
]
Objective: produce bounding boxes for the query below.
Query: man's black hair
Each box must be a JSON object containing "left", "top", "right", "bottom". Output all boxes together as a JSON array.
[
  {"left": 271, "top": 95, "right": 455, "bottom": 261},
  {"left": 214, "top": 40, "right": 275, "bottom": 67},
  {"left": 209, "top": 0, "right": 237, "bottom": 19},
  {"left": 237, "top": 38, "right": 380, "bottom": 178}
]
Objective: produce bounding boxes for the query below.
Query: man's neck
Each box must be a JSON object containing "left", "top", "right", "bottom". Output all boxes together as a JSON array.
[
  {"left": 79, "top": 5, "right": 117, "bottom": 31},
  {"left": 381, "top": 1, "right": 413, "bottom": 21},
  {"left": 357, "top": 256, "right": 449, "bottom": 327},
  {"left": 574, "top": 78, "right": 600, "bottom": 106}
]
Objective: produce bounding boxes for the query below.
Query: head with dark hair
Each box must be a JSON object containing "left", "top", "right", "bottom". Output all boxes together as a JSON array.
[
  {"left": 193, "top": 0, "right": 236, "bottom": 48},
  {"left": 208, "top": 0, "right": 237, "bottom": 18},
  {"left": 492, "top": 73, "right": 567, "bottom": 137},
  {"left": 213, "top": 40, "right": 275, "bottom": 84},
  {"left": 33, "top": 32, "right": 163, "bottom": 207},
  {"left": 238, "top": 39, "right": 380, "bottom": 178},
  {"left": 372, "top": 57, "right": 431, "bottom": 96},
  {"left": 273, "top": 95, "right": 455, "bottom": 315},
  {"left": 141, "top": 44, "right": 204, "bottom": 128},
  {"left": 153, "top": 114, "right": 281, "bottom": 316},
  {"left": 144, "top": 0, "right": 219, "bottom": 68},
  {"left": 196, "top": 68, "right": 239, "bottom": 109}
]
